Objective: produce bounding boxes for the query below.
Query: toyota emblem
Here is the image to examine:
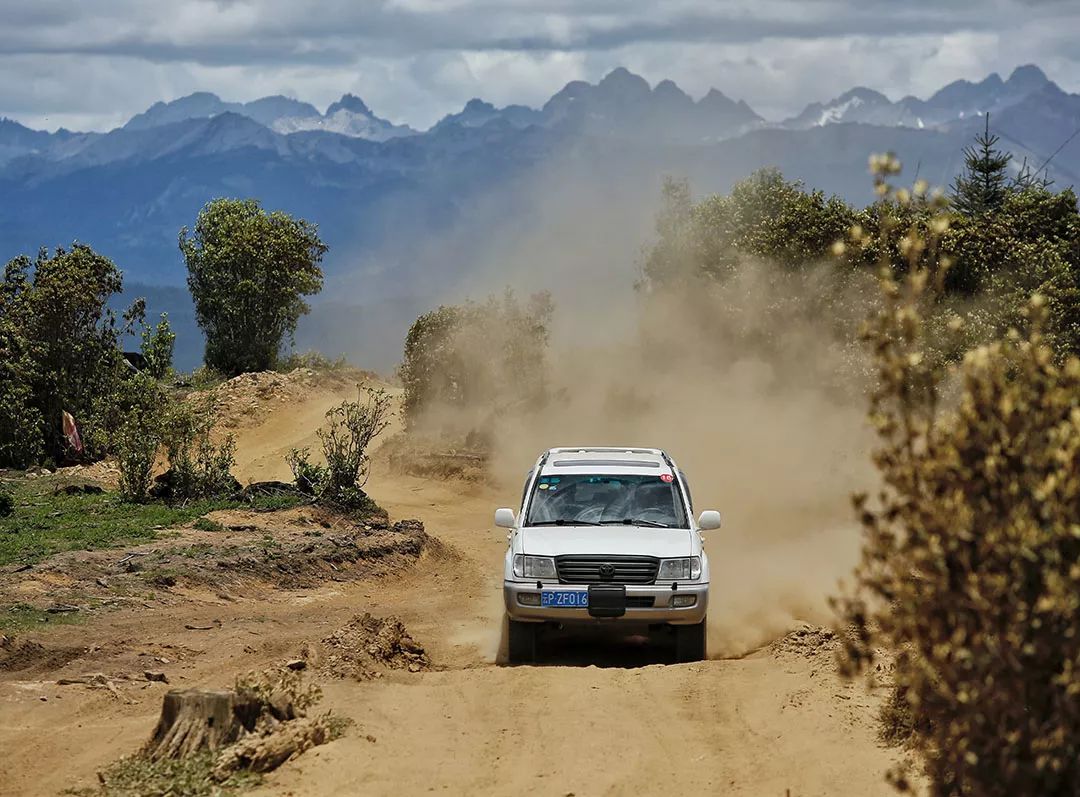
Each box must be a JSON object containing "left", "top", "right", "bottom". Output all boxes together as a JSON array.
[{"left": 599, "top": 563, "right": 616, "bottom": 579}]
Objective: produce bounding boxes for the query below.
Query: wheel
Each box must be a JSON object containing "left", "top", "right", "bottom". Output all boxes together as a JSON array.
[
  {"left": 674, "top": 621, "right": 707, "bottom": 663},
  {"left": 507, "top": 619, "right": 538, "bottom": 664}
]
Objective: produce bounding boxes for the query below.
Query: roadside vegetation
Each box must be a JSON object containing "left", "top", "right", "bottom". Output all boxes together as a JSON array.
[
  {"left": 832, "top": 155, "right": 1080, "bottom": 794},
  {"left": 0, "top": 477, "right": 303, "bottom": 567},
  {"left": 287, "top": 387, "right": 393, "bottom": 516}
]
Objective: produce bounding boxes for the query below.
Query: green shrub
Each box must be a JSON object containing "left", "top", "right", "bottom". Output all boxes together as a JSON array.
[
  {"left": 640, "top": 170, "right": 857, "bottom": 290},
  {"left": 114, "top": 375, "right": 165, "bottom": 502},
  {"left": 161, "top": 397, "right": 237, "bottom": 501},
  {"left": 141, "top": 313, "right": 176, "bottom": 380},
  {"left": 286, "top": 387, "right": 391, "bottom": 511},
  {"left": 286, "top": 447, "right": 328, "bottom": 496},
  {"left": 836, "top": 156, "right": 1080, "bottom": 794},
  {"left": 0, "top": 488, "right": 13, "bottom": 517}
]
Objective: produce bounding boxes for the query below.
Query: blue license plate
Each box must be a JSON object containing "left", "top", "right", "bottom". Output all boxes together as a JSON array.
[{"left": 541, "top": 590, "right": 588, "bottom": 608}]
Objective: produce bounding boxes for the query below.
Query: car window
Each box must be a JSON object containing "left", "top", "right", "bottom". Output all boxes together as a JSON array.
[{"left": 524, "top": 473, "right": 688, "bottom": 528}]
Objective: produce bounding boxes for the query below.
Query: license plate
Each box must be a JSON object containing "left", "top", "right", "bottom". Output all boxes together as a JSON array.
[{"left": 541, "top": 590, "right": 588, "bottom": 608}]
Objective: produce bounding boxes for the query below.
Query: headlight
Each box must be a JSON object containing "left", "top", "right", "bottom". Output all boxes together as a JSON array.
[
  {"left": 658, "top": 557, "right": 701, "bottom": 581},
  {"left": 513, "top": 555, "right": 557, "bottom": 580}
]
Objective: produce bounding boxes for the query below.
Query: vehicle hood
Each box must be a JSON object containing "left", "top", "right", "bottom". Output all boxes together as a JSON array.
[{"left": 519, "top": 526, "right": 693, "bottom": 559}]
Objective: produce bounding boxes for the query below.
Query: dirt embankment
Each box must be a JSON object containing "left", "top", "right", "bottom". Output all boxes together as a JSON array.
[{"left": 0, "top": 369, "right": 904, "bottom": 797}]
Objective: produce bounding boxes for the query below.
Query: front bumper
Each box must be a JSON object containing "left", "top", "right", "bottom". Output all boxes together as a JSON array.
[{"left": 503, "top": 580, "right": 708, "bottom": 625}]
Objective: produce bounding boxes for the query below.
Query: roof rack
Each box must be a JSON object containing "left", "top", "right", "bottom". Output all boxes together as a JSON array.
[{"left": 549, "top": 447, "right": 662, "bottom": 456}]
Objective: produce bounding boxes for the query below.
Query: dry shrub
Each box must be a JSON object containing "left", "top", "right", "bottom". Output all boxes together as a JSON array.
[{"left": 835, "top": 155, "right": 1080, "bottom": 794}]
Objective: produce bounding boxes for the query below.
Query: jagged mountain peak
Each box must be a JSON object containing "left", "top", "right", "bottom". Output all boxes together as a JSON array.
[
  {"left": 597, "top": 67, "right": 652, "bottom": 99},
  {"left": 326, "top": 94, "right": 374, "bottom": 117},
  {"left": 1006, "top": 64, "right": 1050, "bottom": 91},
  {"left": 836, "top": 86, "right": 891, "bottom": 105},
  {"left": 463, "top": 98, "right": 496, "bottom": 112}
]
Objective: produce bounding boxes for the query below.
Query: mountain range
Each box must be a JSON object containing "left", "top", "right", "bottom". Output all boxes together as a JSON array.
[{"left": 1, "top": 64, "right": 1078, "bottom": 370}]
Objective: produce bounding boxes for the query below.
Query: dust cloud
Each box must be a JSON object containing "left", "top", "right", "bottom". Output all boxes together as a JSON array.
[
  {"left": 479, "top": 260, "right": 877, "bottom": 655},
  {"left": 392, "top": 154, "right": 880, "bottom": 656}
]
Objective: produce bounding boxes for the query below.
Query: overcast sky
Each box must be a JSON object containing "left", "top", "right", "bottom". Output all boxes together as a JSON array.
[{"left": 3, "top": 0, "right": 1079, "bottom": 132}]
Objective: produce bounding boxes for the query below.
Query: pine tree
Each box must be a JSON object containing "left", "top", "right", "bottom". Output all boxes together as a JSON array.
[{"left": 951, "top": 114, "right": 1012, "bottom": 216}]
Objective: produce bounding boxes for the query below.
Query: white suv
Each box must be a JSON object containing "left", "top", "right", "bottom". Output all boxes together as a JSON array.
[{"left": 497, "top": 447, "right": 720, "bottom": 664}]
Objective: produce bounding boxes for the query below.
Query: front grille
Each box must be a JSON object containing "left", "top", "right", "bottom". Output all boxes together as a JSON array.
[
  {"left": 625, "top": 596, "right": 656, "bottom": 608},
  {"left": 555, "top": 555, "right": 659, "bottom": 585}
]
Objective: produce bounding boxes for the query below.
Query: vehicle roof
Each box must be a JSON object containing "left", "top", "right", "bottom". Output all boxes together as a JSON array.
[{"left": 540, "top": 447, "right": 672, "bottom": 475}]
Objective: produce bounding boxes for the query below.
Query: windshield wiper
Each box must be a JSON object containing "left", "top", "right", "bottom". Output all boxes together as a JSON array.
[
  {"left": 599, "top": 518, "right": 672, "bottom": 528},
  {"left": 528, "top": 519, "right": 602, "bottom": 527}
]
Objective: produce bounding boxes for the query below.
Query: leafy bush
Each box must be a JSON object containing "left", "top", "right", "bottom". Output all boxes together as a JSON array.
[
  {"left": 399, "top": 290, "right": 553, "bottom": 436},
  {"left": 141, "top": 313, "right": 176, "bottom": 380},
  {"left": 320, "top": 388, "right": 392, "bottom": 494},
  {"left": 181, "top": 198, "right": 327, "bottom": 376},
  {"left": 835, "top": 157, "right": 1080, "bottom": 794},
  {"left": 161, "top": 397, "right": 238, "bottom": 501},
  {"left": 640, "top": 170, "right": 857, "bottom": 290},
  {"left": 287, "top": 388, "right": 391, "bottom": 510},
  {"left": 113, "top": 374, "right": 165, "bottom": 502},
  {"left": 285, "top": 448, "right": 328, "bottom": 496},
  {"left": 0, "top": 488, "right": 13, "bottom": 517},
  {"left": 0, "top": 245, "right": 143, "bottom": 467}
]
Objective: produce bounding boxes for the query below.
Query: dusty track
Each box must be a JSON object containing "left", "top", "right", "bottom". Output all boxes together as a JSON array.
[{"left": 0, "top": 379, "right": 903, "bottom": 796}]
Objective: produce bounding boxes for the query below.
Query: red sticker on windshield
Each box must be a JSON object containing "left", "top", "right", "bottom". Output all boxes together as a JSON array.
[{"left": 660, "top": 474, "right": 674, "bottom": 483}]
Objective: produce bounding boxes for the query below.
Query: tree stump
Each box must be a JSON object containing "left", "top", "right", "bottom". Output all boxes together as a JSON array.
[{"left": 144, "top": 689, "right": 261, "bottom": 760}]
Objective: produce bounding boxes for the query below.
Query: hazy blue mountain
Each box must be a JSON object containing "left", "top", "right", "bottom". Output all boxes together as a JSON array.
[
  {"left": 2, "top": 66, "right": 1078, "bottom": 370},
  {"left": 539, "top": 67, "right": 762, "bottom": 142},
  {"left": 123, "top": 90, "right": 416, "bottom": 142},
  {"left": 432, "top": 98, "right": 542, "bottom": 132},
  {"left": 273, "top": 93, "right": 417, "bottom": 140},
  {"left": 0, "top": 118, "right": 95, "bottom": 165},
  {"left": 124, "top": 92, "right": 321, "bottom": 131},
  {"left": 784, "top": 64, "right": 1057, "bottom": 130}
]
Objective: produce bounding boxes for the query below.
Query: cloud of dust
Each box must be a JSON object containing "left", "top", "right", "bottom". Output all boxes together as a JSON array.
[
  {"left": 386, "top": 150, "right": 881, "bottom": 657},
  {"left": 476, "top": 260, "right": 878, "bottom": 656}
]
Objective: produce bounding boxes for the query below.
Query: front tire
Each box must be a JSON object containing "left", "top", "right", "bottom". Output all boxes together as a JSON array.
[
  {"left": 507, "top": 619, "right": 539, "bottom": 664},
  {"left": 674, "top": 620, "right": 707, "bottom": 663}
]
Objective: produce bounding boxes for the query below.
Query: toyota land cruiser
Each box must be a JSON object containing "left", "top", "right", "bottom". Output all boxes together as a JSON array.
[{"left": 497, "top": 447, "right": 719, "bottom": 664}]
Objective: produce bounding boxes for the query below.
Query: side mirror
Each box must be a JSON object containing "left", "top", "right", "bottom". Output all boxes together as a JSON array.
[
  {"left": 698, "top": 510, "right": 721, "bottom": 531},
  {"left": 494, "top": 508, "right": 517, "bottom": 529}
]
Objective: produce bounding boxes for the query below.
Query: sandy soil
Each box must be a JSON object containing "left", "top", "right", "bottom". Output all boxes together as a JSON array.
[{"left": 0, "top": 375, "right": 904, "bottom": 797}]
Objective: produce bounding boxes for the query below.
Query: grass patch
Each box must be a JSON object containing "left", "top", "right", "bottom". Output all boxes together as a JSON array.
[
  {"left": 0, "top": 602, "right": 85, "bottom": 633},
  {"left": 0, "top": 480, "right": 298, "bottom": 567},
  {"left": 192, "top": 517, "right": 225, "bottom": 532},
  {"left": 66, "top": 752, "right": 262, "bottom": 797}
]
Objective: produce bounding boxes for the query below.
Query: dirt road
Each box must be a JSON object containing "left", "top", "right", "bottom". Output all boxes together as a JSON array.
[{"left": 0, "top": 377, "right": 903, "bottom": 796}]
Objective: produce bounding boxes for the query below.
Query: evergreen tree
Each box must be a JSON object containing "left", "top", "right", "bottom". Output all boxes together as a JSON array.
[{"left": 951, "top": 114, "right": 1012, "bottom": 216}]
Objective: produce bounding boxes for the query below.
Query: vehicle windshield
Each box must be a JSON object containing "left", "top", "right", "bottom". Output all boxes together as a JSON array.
[{"left": 524, "top": 473, "right": 688, "bottom": 528}]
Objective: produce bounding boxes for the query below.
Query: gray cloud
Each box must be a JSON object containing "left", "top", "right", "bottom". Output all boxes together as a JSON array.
[{"left": 0, "top": 0, "right": 1077, "bottom": 131}]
